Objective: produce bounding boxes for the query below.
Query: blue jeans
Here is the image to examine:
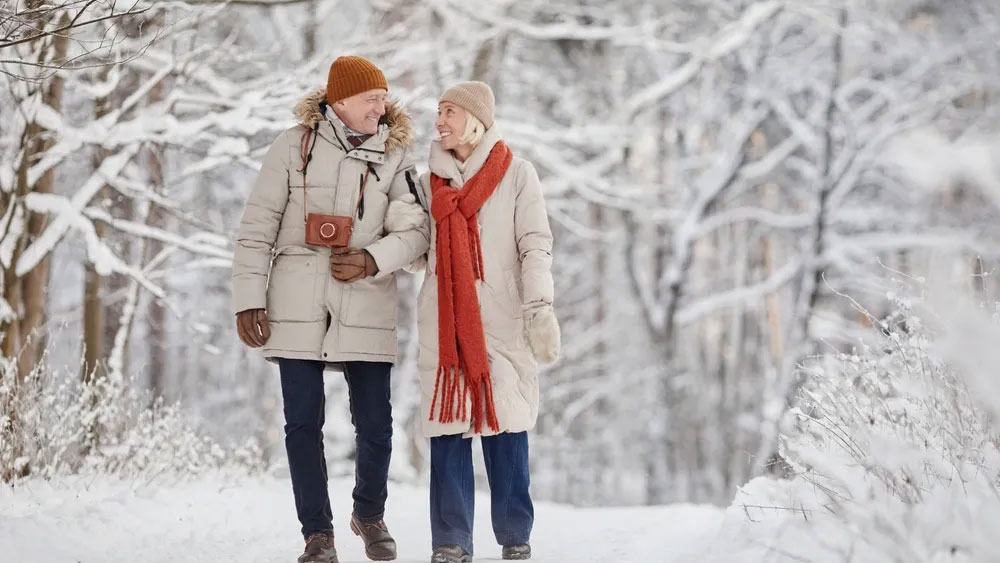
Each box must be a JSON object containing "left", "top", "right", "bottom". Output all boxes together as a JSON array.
[
  {"left": 278, "top": 359, "right": 393, "bottom": 539},
  {"left": 430, "top": 432, "right": 534, "bottom": 555}
]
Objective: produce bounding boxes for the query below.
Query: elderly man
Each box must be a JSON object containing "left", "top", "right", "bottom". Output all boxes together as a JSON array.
[{"left": 232, "top": 55, "right": 429, "bottom": 563}]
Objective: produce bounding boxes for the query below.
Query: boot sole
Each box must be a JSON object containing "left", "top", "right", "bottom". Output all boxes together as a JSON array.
[{"left": 349, "top": 519, "right": 397, "bottom": 561}]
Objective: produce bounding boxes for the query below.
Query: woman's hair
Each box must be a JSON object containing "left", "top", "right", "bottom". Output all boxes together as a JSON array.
[{"left": 459, "top": 113, "right": 486, "bottom": 146}]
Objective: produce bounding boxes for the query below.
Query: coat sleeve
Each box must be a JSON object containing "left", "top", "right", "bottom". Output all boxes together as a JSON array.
[
  {"left": 400, "top": 171, "right": 432, "bottom": 274},
  {"left": 364, "top": 149, "right": 431, "bottom": 278},
  {"left": 513, "top": 160, "right": 554, "bottom": 311},
  {"left": 231, "top": 130, "right": 291, "bottom": 313}
]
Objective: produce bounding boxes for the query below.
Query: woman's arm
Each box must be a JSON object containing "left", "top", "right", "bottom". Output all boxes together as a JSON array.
[{"left": 513, "top": 160, "right": 559, "bottom": 363}]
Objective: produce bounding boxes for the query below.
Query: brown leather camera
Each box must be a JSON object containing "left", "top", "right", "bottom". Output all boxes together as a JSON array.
[{"left": 305, "top": 213, "right": 353, "bottom": 247}]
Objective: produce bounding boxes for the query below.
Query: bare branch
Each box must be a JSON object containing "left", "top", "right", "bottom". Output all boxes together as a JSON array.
[{"left": 0, "top": 6, "right": 151, "bottom": 50}]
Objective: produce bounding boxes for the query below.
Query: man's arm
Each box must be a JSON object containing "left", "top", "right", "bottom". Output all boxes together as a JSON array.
[{"left": 231, "top": 130, "right": 291, "bottom": 313}]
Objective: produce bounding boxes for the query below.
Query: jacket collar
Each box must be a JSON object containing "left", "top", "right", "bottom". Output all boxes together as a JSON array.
[{"left": 293, "top": 87, "right": 413, "bottom": 165}]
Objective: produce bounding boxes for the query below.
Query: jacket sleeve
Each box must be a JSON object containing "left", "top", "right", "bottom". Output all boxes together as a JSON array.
[
  {"left": 513, "top": 160, "right": 554, "bottom": 311},
  {"left": 364, "top": 150, "right": 431, "bottom": 278},
  {"left": 400, "top": 171, "right": 432, "bottom": 274},
  {"left": 231, "top": 130, "right": 291, "bottom": 313}
]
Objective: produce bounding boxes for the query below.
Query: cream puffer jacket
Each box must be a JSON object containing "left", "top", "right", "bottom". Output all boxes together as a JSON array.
[{"left": 231, "top": 89, "right": 430, "bottom": 365}]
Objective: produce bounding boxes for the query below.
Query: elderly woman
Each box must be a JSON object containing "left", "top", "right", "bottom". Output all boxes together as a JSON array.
[{"left": 389, "top": 81, "right": 559, "bottom": 563}]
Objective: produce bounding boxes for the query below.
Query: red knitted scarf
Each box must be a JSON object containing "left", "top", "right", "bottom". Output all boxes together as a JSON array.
[{"left": 428, "top": 141, "right": 513, "bottom": 433}]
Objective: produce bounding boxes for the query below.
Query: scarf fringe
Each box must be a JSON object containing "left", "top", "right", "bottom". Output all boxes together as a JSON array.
[{"left": 428, "top": 364, "right": 500, "bottom": 433}]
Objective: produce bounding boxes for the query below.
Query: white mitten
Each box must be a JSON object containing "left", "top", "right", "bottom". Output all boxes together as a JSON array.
[
  {"left": 384, "top": 194, "right": 428, "bottom": 233},
  {"left": 525, "top": 305, "right": 560, "bottom": 364}
]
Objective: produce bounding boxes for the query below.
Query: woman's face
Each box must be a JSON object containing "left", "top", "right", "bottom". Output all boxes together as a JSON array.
[{"left": 435, "top": 102, "right": 468, "bottom": 151}]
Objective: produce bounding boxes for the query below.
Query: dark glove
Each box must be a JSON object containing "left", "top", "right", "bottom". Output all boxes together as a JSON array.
[
  {"left": 236, "top": 308, "right": 270, "bottom": 348},
  {"left": 330, "top": 248, "right": 377, "bottom": 282}
]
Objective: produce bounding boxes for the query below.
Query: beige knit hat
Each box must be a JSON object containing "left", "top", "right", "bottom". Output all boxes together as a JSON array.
[
  {"left": 327, "top": 56, "right": 388, "bottom": 103},
  {"left": 439, "top": 81, "right": 495, "bottom": 129}
]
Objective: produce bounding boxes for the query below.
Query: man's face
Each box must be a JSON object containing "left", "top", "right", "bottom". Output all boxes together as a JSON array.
[{"left": 333, "top": 88, "right": 388, "bottom": 135}]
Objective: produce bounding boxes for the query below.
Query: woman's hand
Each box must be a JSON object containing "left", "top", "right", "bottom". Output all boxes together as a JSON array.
[{"left": 525, "top": 305, "right": 560, "bottom": 364}]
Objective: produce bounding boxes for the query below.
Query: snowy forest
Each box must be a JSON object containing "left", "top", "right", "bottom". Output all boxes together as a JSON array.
[{"left": 5, "top": 1, "right": 1000, "bottom": 561}]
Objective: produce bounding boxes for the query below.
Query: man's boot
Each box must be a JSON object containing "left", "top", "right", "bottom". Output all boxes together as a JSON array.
[
  {"left": 350, "top": 514, "right": 397, "bottom": 561},
  {"left": 298, "top": 532, "right": 338, "bottom": 563}
]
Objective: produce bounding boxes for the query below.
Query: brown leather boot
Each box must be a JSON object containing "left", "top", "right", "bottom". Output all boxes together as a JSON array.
[
  {"left": 350, "top": 514, "right": 398, "bottom": 561},
  {"left": 298, "top": 532, "right": 338, "bottom": 563}
]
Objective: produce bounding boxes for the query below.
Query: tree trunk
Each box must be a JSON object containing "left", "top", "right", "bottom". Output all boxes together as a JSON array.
[
  {"left": 2, "top": 11, "right": 70, "bottom": 383},
  {"left": 82, "top": 76, "right": 113, "bottom": 383}
]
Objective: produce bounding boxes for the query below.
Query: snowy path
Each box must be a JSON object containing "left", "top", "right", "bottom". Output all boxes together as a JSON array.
[{"left": 1, "top": 475, "right": 725, "bottom": 563}]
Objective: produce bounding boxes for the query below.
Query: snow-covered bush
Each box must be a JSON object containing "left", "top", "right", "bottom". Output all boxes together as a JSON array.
[
  {"left": 708, "top": 283, "right": 1000, "bottom": 562},
  {"left": 0, "top": 354, "right": 264, "bottom": 482}
]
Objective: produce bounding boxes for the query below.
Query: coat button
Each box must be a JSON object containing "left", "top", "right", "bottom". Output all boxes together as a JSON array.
[{"left": 323, "top": 352, "right": 328, "bottom": 358}]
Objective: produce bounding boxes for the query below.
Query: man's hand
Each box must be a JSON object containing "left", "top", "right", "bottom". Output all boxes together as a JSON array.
[
  {"left": 236, "top": 308, "right": 271, "bottom": 348},
  {"left": 330, "top": 248, "right": 377, "bottom": 282}
]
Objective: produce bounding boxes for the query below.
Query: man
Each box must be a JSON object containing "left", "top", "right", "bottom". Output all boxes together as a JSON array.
[{"left": 232, "top": 56, "right": 429, "bottom": 563}]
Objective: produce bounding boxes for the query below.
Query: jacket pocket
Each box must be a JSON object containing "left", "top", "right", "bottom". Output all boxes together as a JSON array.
[
  {"left": 266, "top": 248, "right": 323, "bottom": 322},
  {"left": 479, "top": 269, "right": 520, "bottom": 342},
  {"left": 340, "top": 274, "right": 397, "bottom": 329},
  {"left": 503, "top": 268, "right": 523, "bottom": 319}
]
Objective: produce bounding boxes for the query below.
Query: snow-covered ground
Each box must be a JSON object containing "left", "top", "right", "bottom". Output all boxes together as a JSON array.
[{"left": 1, "top": 475, "right": 725, "bottom": 563}]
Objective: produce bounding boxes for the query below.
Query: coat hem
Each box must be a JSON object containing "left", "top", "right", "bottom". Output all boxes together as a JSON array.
[
  {"left": 263, "top": 349, "right": 397, "bottom": 367},
  {"left": 421, "top": 421, "right": 536, "bottom": 439}
]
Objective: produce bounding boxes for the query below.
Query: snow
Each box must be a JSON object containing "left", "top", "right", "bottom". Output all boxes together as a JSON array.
[
  {"left": 0, "top": 475, "right": 724, "bottom": 563},
  {"left": 209, "top": 137, "right": 252, "bottom": 157},
  {"left": 4, "top": 3, "right": 1000, "bottom": 561},
  {"left": 16, "top": 145, "right": 142, "bottom": 277},
  {"left": 885, "top": 129, "right": 1000, "bottom": 204},
  {"left": 21, "top": 192, "right": 166, "bottom": 298},
  {"left": 0, "top": 156, "right": 14, "bottom": 192},
  {"left": 0, "top": 296, "right": 13, "bottom": 324}
]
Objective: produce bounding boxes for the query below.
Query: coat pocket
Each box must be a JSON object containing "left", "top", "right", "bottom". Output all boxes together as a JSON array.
[
  {"left": 503, "top": 268, "right": 523, "bottom": 319},
  {"left": 340, "top": 274, "right": 398, "bottom": 329},
  {"left": 479, "top": 269, "right": 521, "bottom": 342},
  {"left": 266, "top": 249, "right": 323, "bottom": 322}
]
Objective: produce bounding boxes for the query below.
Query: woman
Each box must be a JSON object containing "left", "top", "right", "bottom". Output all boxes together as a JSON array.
[{"left": 395, "top": 81, "right": 559, "bottom": 563}]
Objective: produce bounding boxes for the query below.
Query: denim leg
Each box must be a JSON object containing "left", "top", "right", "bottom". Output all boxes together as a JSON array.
[
  {"left": 278, "top": 358, "right": 333, "bottom": 539},
  {"left": 482, "top": 431, "right": 533, "bottom": 547},
  {"left": 430, "top": 434, "right": 475, "bottom": 555},
  {"left": 343, "top": 361, "right": 393, "bottom": 522}
]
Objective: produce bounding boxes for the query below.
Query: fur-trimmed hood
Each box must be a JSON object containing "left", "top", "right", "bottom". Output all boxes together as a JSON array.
[{"left": 293, "top": 88, "right": 413, "bottom": 153}]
